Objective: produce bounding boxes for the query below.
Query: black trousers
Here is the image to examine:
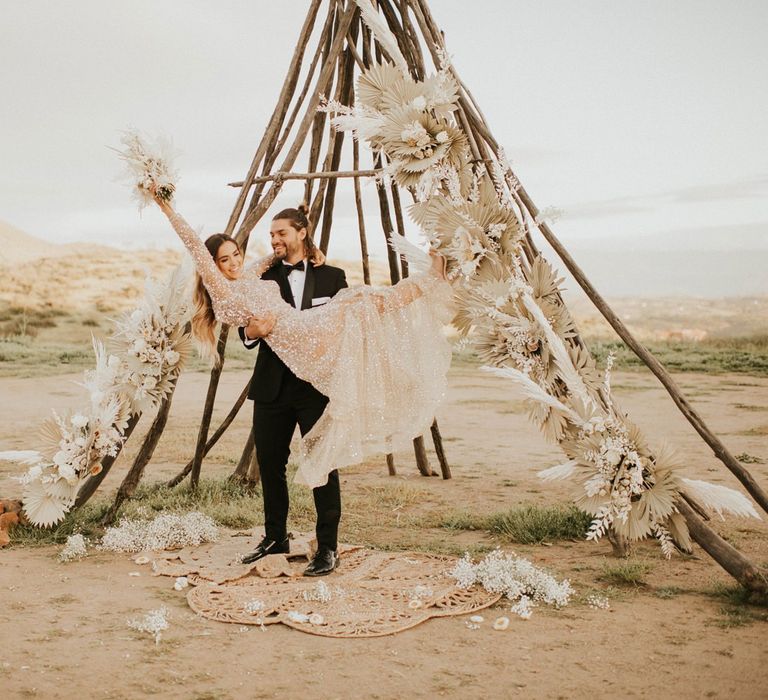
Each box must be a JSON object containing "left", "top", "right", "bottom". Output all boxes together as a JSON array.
[{"left": 252, "top": 373, "right": 341, "bottom": 550}]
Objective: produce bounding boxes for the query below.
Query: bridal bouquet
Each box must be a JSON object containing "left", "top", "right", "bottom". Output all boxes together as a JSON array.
[{"left": 115, "top": 128, "right": 179, "bottom": 209}]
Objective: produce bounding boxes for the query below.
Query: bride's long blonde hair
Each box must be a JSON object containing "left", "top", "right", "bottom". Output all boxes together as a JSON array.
[{"left": 192, "top": 233, "right": 240, "bottom": 365}]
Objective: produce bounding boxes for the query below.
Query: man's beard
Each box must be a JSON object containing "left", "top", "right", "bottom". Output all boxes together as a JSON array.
[{"left": 274, "top": 242, "right": 305, "bottom": 260}]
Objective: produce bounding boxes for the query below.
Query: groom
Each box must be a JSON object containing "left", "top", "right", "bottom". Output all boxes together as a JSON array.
[{"left": 238, "top": 207, "right": 347, "bottom": 576}]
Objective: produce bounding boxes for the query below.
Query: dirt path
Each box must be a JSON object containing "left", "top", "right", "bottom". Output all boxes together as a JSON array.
[{"left": 1, "top": 365, "right": 767, "bottom": 699}]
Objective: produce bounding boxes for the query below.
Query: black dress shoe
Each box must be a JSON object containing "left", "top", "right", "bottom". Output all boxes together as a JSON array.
[
  {"left": 241, "top": 536, "right": 290, "bottom": 564},
  {"left": 303, "top": 547, "right": 339, "bottom": 577}
]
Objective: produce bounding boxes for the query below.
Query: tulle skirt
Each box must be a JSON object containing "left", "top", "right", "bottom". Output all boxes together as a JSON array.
[{"left": 267, "top": 274, "right": 454, "bottom": 488}]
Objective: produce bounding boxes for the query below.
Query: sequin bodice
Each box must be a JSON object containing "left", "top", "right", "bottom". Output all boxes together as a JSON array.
[{"left": 167, "top": 210, "right": 288, "bottom": 325}]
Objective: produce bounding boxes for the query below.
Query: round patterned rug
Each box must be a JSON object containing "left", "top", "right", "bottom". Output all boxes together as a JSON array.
[{"left": 149, "top": 531, "right": 501, "bottom": 638}]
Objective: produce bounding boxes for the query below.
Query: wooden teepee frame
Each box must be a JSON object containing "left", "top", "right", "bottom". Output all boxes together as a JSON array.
[{"left": 79, "top": 0, "right": 766, "bottom": 595}]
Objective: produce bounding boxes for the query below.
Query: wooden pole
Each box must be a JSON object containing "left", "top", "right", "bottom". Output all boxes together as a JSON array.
[
  {"left": 304, "top": 5, "right": 338, "bottom": 206},
  {"left": 430, "top": 419, "right": 451, "bottom": 479},
  {"left": 677, "top": 499, "right": 767, "bottom": 597},
  {"left": 189, "top": 328, "right": 230, "bottom": 490},
  {"left": 235, "top": 3, "right": 359, "bottom": 244},
  {"left": 224, "top": 0, "right": 324, "bottom": 237},
  {"left": 373, "top": 155, "right": 401, "bottom": 286},
  {"left": 167, "top": 380, "right": 250, "bottom": 488},
  {"left": 73, "top": 413, "right": 141, "bottom": 509},
  {"left": 352, "top": 140, "right": 372, "bottom": 285},
  {"left": 389, "top": 181, "right": 409, "bottom": 278},
  {"left": 102, "top": 378, "right": 179, "bottom": 524},
  {"left": 319, "top": 20, "right": 358, "bottom": 252},
  {"left": 307, "top": 2, "right": 340, "bottom": 227},
  {"left": 413, "top": 435, "right": 437, "bottom": 477},
  {"left": 230, "top": 430, "right": 259, "bottom": 486}
]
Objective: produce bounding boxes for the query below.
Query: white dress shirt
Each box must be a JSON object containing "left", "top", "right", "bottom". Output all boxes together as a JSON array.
[
  {"left": 285, "top": 258, "right": 308, "bottom": 309},
  {"left": 243, "top": 258, "right": 307, "bottom": 346}
]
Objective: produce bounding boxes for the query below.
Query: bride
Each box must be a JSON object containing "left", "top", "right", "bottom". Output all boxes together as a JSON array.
[{"left": 148, "top": 188, "right": 454, "bottom": 489}]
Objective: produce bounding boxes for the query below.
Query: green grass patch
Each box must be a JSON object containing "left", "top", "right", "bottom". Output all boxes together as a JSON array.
[
  {"left": 488, "top": 504, "right": 591, "bottom": 544},
  {"left": 589, "top": 336, "right": 768, "bottom": 377},
  {"left": 654, "top": 586, "right": 686, "bottom": 599},
  {"left": 439, "top": 503, "right": 591, "bottom": 544},
  {"left": 10, "top": 479, "right": 270, "bottom": 547},
  {"left": 9, "top": 476, "right": 442, "bottom": 554},
  {"left": 598, "top": 560, "right": 653, "bottom": 586},
  {"left": 705, "top": 581, "right": 768, "bottom": 618},
  {"left": 736, "top": 452, "right": 765, "bottom": 465}
]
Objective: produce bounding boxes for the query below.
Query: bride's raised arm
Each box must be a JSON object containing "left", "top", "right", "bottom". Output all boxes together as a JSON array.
[{"left": 154, "top": 198, "right": 231, "bottom": 302}]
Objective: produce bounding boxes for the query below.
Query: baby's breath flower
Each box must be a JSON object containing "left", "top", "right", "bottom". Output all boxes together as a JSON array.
[
  {"left": 99, "top": 512, "right": 218, "bottom": 553},
  {"left": 127, "top": 607, "right": 170, "bottom": 645},
  {"left": 58, "top": 534, "right": 88, "bottom": 562},
  {"left": 450, "top": 550, "right": 573, "bottom": 618}
]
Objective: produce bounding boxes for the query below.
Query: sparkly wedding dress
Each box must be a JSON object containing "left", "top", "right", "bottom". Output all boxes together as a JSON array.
[{"left": 167, "top": 210, "right": 454, "bottom": 488}]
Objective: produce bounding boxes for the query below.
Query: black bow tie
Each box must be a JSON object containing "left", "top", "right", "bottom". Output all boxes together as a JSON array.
[{"left": 283, "top": 260, "right": 305, "bottom": 275}]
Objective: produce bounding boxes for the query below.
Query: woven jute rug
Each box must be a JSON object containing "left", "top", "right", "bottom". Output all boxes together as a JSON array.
[{"left": 149, "top": 531, "right": 501, "bottom": 638}]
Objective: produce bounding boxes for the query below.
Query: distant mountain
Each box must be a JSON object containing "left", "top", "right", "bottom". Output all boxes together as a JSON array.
[
  {"left": 557, "top": 249, "right": 768, "bottom": 298},
  {"left": 569, "top": 223, "right": 768, "bottom": 253},
  {"left": 0, "top": 220, "right": 115, "bottom": 267},
  {"left": 541, "top": 223, "right": 768, "bottom": 298},
  {"left": 0, "top": 220, "right": 65, "bottom": 266}
]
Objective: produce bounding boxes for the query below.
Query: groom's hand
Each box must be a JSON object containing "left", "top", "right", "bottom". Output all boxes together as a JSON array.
[{"left": 244, "top": 314, "right": 276, "bottom": 340}]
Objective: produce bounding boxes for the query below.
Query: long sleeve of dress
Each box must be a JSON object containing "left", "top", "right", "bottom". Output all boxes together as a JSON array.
[
  {"left": 165, "top": 209, "right": 230, "bottom": 304},
  {"left": 164, "top": 208, "right": 279, "bottom": 327}
]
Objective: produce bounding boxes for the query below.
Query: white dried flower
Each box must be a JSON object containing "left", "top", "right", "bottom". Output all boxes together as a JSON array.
[
  {"left": 308, "top": 613, "right": 324, "bottom": 626},
  {"left": 408, "top": 599, "right": 423, "bottom": 610},
  {"left": 99, "top": 512, "right": 218, "bottom": 553},
  {"left": 244, "top": 599, "right": 265, "bottom": 615},
  {"left": 58, "top": 534, "right": 88, "bottom": 562},
  {"left": 493, "top": 616, "right": 510, "bottom": 631},
  {"left": 469, "top": 615, "right": 484, "bottom": 624},
  {"left": 70, "top": 414, "right": 88, "bottom": 429},
  {"left": 450, "top": 550, "right": 573, "bottom": 618},
  {"left": 510, "top": 595, "right": 533, "bottom": 620},
  {"left": 302, "top": 581, "right": 333, "bottom": 603},
  {"left": 287, "top": 611, "right": 309, "bottom": 623},
  {"left": 127, "top": 606, "right": 170, "bottom": 645},
  {"left": 173, "top": 576, "right": 189, "bottom": 591}
]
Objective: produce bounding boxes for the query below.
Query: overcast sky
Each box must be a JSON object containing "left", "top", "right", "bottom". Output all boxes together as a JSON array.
[{"left": 2, "top": 0, "right": 766, "bottom": 272}]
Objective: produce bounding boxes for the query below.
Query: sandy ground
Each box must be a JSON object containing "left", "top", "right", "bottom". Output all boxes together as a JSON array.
[{"left": 1, "top": 364, "right": 767, "bottom": 699}]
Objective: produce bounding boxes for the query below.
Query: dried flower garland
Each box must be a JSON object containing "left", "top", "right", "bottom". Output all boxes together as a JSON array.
[
  {"left": 6, "top": 266, "right": 192, "bottom": 527},
  {"left": 333, "top": 4, "right": 760, "bottom": 555}
]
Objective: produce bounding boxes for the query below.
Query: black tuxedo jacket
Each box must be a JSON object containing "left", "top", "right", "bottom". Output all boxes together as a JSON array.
[{"left": 238, "top": 261, "right": 348, "bottom": 403}]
